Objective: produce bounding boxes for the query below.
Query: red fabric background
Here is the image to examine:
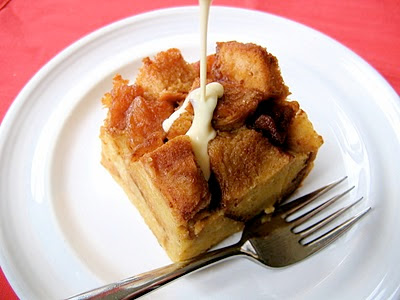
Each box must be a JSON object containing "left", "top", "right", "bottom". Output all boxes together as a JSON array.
[{"left": 0, "top": 0, "right": 399, "bottom": 298}]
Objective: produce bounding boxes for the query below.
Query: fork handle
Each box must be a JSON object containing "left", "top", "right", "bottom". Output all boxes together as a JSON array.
[{"left": 67, "top": 243, "right": 245, "bottom": 299}]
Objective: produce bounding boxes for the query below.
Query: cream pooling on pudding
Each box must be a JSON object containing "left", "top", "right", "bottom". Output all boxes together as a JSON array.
[{"left": 162, "top": 0, "right": 223, "bottom": 180}]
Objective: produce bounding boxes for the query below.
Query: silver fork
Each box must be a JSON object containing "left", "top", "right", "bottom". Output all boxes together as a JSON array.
[{"left": 67, "top": 177, "right": 371, "bottom": 299}]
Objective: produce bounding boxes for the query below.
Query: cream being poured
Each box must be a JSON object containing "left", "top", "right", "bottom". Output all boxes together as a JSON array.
[{"left": 162, "top": 0, "right": 223, "bottom": 180}]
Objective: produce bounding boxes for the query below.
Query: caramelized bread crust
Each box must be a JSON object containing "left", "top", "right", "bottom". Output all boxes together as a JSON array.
[
  {"left": 213, "top": 41, "right": 289, "bottom": 99},
  {"left": 141, "top": 135, "right": 210, "bottom": 223},
  {"left": 100, "top": 42, "right": 323, "bottom": 261},
  {"left": 208, "top": 128, "right": 310, "bottom": 220}
]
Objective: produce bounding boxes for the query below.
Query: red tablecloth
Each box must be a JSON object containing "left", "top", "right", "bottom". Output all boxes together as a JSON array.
[{"left": 0, "top": 0, "right": 399, "bottom": 298}]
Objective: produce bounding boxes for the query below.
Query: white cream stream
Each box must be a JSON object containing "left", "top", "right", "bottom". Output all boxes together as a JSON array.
[{"left": 162, "top": 0, "right": 223, "bottom": 180}]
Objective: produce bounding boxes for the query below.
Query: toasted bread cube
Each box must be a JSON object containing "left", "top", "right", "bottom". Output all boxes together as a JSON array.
[
  {"left": 136, "top": 48, "right": 196, "bottom": 99},
  {"left": 287, "top": 109, "right": 324, "bottom": 156},
  {"left": 212, "top": 81, "right": 264, "bottom": 131},
  {"left": 209, "top": 128, "right": 309, "bottom": 220},
  {"left": 141, "top": 136, "right": 210, "bottom": 223},
  {"left": 213, "top": 41, "right": 289, "bottom": 99}
]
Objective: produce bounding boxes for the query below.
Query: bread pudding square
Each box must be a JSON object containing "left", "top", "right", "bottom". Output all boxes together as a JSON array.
[{"left": 100, "top": 41, "right": 323, "bottom": 261}]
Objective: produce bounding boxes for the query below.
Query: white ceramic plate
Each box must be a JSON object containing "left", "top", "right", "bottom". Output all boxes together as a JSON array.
[{"left": 1, "top": 6, "right": 399, "bottom": 300}]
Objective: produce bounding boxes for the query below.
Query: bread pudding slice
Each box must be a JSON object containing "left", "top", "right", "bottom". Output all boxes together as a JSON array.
[{"left": 100, "top": 42, "right": 323, "bottom": 261}]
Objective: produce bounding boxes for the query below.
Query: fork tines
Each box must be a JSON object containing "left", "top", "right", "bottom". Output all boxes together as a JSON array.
[{"left": 278, "top": 176, "right": 371, "bottom": 250}]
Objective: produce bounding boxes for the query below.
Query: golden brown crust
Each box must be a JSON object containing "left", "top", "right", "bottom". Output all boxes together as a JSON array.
[
  {"left": 136, "top": 48, "right": 197, "bottom": 99},
  {"left": 166, "top": 110, "right": 193, "bottom": 140},
  {"left": 141, "top": 136, "right": 211, "bottom": 223},
  {"left": 102, "top": 75, "right": 175, "bottom": 161},
  {"left": 209, "top": 128, "right": 303, "bottom": 220},
  {"left": 212, "top": 81, "right": 265, "bottom": 131},
  {"left": 212, "top": 41, "right": 290, "bottom": 100},
  {"left": 100, "top": 42, "right": 323, "bottom": 261},
  {"left": 101, "top": 75, "right": 144, "bottom": 130},
  {"left": 287, "top": 109, "right": 324, "bottom": 154},
  {"left": 248, "top": 99, "right": 300, "bottom": 146}
]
